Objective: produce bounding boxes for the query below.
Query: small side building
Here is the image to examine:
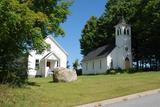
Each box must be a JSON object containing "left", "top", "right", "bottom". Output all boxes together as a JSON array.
[
  {"left": 28, "top": 35, "right": 68, "bottom": 77},
  {"left": 82, "top": 18, "right": 132, "bottom": 74}
]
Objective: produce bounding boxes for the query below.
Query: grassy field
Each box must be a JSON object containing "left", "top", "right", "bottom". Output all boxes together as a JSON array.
[{"left": 0, "top": 72, "right": 160, "bottom": 107}]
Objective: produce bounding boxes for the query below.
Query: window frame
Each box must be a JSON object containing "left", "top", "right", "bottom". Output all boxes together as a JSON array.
[
  {"left": 35, "top": 59, "right": 39, "bottom": 70},
  {"left": 100, "top": 60, "right": 102, "bottom": 69},
  {"left": 92, "top": 61, "right": 94, "bottom": 70}
]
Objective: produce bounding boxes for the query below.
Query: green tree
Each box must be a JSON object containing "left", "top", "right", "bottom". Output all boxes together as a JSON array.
[
  {"left": 80, "top": 16, "right": 98, "bottom": 55},
  {"left": 0, "top": 0, "right": 71, "bottom": 85},
  {"left": 100, "top": 0, "right": 160, "bottom": 69},
  {"left": 80, "top": 0, "right": 160, "bottom": 69},
  {"left": 72, "top": 59, "right": 79, "bottom": 71}
]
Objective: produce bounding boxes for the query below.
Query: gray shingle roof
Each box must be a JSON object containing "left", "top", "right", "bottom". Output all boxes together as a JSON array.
[{"left": 82, "top": 45, "right": 115, "bottom": 62}]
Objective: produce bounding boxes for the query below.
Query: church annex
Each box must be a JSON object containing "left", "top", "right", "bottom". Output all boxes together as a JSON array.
[{"left": 28, "top": 35, "right": 68, "bottom": 77}]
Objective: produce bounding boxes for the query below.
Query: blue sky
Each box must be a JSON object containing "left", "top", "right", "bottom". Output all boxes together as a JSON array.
[{"left": 55, "top": 0, "right": 106, "bottom": 66}]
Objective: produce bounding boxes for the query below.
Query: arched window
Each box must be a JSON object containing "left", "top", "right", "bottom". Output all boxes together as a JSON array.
[
  {"left": 119, "top": 28, "right": 121, "bottom": 35},
  {"left": 125, "top": 57, "right": 129, "bottom": 61},
  {"left": 117, "top": 29, "right": 119, "bottom": 36},
  {"left": 127, "top": 29, "right": 130, "bottom": 35},
  {"left": 124, "top": 28, "right": 126, "bottom": 35}
]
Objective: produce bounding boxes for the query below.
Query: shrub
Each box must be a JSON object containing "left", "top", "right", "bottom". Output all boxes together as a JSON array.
[
  {"left": 0, "top": 57, "right": 28, "bottom": 87},
  {"left": 106, "top": 68, "right": 149, "bottom": 75},
  {"left": 106, "top": 68, "right": 125, "bottom": 74},
  {"left": 0, "top": 67, "right": 28, "bottom": 87},
  {"left": 106, "top": 69, "right": 117, "bottom": 74},
  {"left": 115, "top": 68, "right": 124, "bottom": 73},
  {"left": 124, "top": 68, "right": 137, "bottom": 73},
  {"left": 76, "top": 69, "right": 82, "bottom": 76}
]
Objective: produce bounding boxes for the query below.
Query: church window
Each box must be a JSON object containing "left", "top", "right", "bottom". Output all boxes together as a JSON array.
[
  {"left": 124, "top": 28, "right": 126, "bottom": 35},
  {"left": 92, "top": 62, "right": 94, "bottom": 70},
  {"left": 100, "top": 60, "right": 102, "bottom": 69},
  {"left": 57, "top": 61, "right": 59, "bottom": 67},
  {"left": 125, "top": 47, "right": 128, "bottom": 51},
  {"left": 119, "top": 28, "right": 122, "bottom": 35},
  {"left": 117, "top": 29, "right": 119, "bottom": 35},
  {"left": 110, "top": 59, "right": 113, "bottom": 69},
  {"left": 127, "top": 29, "right": 130, "bottom": 35},
  {"left": 35, "top": 59, "right": 39, "bottom": 69},
  {"left": 86, "top": 63, "right": 88, "bottom": 70}
]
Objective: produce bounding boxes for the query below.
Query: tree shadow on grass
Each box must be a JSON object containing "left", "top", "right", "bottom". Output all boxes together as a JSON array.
[
  {"left": 27, "top": 82, "right": 40, "bottom": 87},
  {"left": 48, "top": 81, "right": 68, "bottom": 84},
  {"left": 83, "top": 73, "right": 107, "bottom": 76},
  {"left": 48, "top": 81, "right": 60, "bottom": 83},
  {"left": 48, "top": 81, "right": 54, "bottom": 83}
]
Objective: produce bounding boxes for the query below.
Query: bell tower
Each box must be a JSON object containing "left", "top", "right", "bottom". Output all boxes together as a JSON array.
[{"left": 114, "top": 17, "right": 132, "bottom": 69}]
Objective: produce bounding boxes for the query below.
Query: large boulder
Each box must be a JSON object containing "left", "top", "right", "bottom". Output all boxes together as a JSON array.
[{"left": 52, "top": 67, "right": 77, "bottom": 82}]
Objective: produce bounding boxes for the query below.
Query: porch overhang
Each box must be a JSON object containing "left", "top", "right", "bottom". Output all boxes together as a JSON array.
[
  {"left": 41, "top": 51, "right": 60, "bottom": 61},
  {"left": 40, "top": 51, "right": 60, "bottom": 77}
]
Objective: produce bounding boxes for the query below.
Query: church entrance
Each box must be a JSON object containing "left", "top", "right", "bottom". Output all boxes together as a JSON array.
[{"left": 125, "top": 57, "right": 130, "bottom": 69}]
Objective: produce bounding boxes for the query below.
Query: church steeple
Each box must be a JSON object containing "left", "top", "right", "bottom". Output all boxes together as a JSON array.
[
  {"left": 121, "top": 16, "right": 126, "bottom": 24},
  {"left": 114, "top": 17, "right": 132, "bottom": 69},
  {"left": 115, "top": 17, "right": 131, "bottom": 37}
]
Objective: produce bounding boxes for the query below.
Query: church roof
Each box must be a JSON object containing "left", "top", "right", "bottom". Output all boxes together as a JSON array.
[
  {"left": 82, "top": 45, "right": 115, "bottom": 62},
  {"left": 41, "top": 51, "right": 60, "bottom": 60},
  {"left": 45, "top": 35, "right": 68, "bottom": 56}
]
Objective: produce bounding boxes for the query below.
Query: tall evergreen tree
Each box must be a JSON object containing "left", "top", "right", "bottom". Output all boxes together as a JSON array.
[
  {"left": 72, "top": 59, "right": 80, "bottom": 71},
  {"left": 80, "top": 16, "right": 98, "bottom": 55}
]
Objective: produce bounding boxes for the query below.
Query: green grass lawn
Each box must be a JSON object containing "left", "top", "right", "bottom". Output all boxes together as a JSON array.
[{"left": 0, "top": 72, "right": 160, "bottom": 107}]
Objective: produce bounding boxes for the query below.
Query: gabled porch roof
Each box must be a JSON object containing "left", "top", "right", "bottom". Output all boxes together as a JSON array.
[{"left": 41, "top": 51, "right": 60, "bottom": 61}]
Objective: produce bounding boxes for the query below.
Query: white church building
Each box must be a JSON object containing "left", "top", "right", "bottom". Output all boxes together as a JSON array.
[
  {"left": 28, "top": 35, "right": 68, "bottom": 77},
  {"left": 82, "top": 18, "right": 132, "bottom": 74}
]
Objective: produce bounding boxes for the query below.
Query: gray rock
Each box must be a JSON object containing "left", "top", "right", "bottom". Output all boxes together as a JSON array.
[{"left": 52, "top": 67, "right": 77, "bottom": 82}]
